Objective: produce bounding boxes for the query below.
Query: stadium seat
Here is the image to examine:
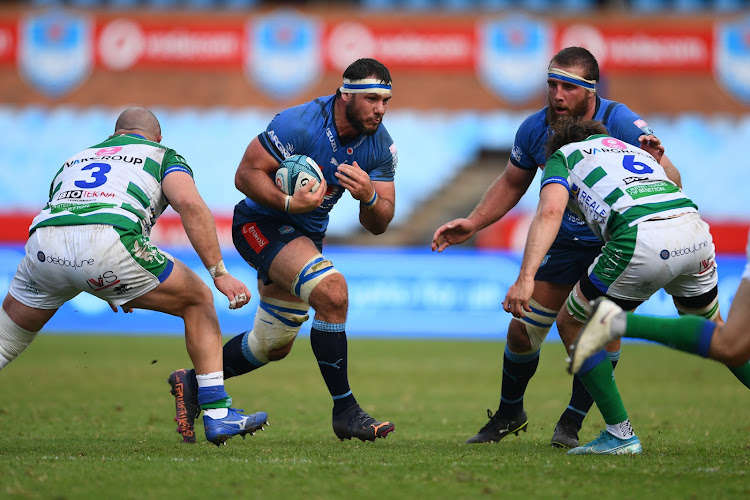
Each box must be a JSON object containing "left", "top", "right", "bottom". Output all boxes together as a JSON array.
[
  {"left": 630, "top": 0, "right": 668, "bottom": 11},
  {"left": 69, "top": 0, "right": 102, "bottom": 7},
  {"left": 146, "top": 0, "right": 180, "bottom": 8},
  {"left": 560, "top": 0, "right": 596, "bottom": 11},
  {"left": 674, "top": 0, "right": 707, "bottom": 11},
  {"left": 111, "top": 0, "right": 142, "bottom": 8},
  {"left": 223, "top": 0, "right": 260, "bottom": 9},
  {"left": 713, "top": 0, "right": 744, "bottom": 11},
  {"left": 361, "top": 0, "right": 400, "bottom": 8}
]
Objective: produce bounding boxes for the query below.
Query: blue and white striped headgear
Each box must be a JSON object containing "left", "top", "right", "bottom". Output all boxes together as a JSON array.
[
  {"left": 339, "top": 78, "right": 392, "bottom": 95},
  {"left": 547, "top": 67, "right": 597, "bottom": 93}
]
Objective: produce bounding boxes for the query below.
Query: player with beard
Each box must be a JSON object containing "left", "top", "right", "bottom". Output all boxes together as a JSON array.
[
  {"left": 167, "top": 58, "right": 397, "bottom": 443},
  {"left": 432, "top": 47, "right": 683, "bottom": 451}
]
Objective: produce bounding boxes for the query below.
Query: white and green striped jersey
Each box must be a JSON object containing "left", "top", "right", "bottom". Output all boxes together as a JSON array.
[
  {"left": 30, "top": 134, "right": 193, "bottom": 237},
  {"left": 542, "top": 134, "right": 697, "bottom": 241}
]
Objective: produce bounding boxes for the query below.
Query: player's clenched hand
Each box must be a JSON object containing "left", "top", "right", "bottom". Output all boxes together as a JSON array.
[
  {"left": 638, "top": 134, "right": 664, "bottom": 164},
  {"left": 213, "top": 273, "right": 251, "bottom": 310},
  {"left": 335, "top": 161, "right": 373, "bottom": 201},
  {"left": 503, "top": 277, "right": 535, "bottom": 318},
  {"left": 289, "top": 176, "right": 327, "bottom": 214},
  {"left": 431, "top": 218, "right": 476, "bottom": 252}
]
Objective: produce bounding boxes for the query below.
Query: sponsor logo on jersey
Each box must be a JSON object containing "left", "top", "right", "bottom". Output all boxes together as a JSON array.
[
  {"left": 87, "top": 270, "right": 120, "bottom": 291},
  {"left": 633, "top": 119, "right": 654, "bottom": 135},
  {"left": 18, "top": 10, "right": 93, "bottom": 97},
  {"left": 58, "top": 189, "right": 115, "bottom": 200},
  {"left": 279, "top": 225, "right": 294, "bottom": 235},
  {"left": 24, "top": 279, "right": 43, "bottom": 296},
  {"left": 38, "top": 251, "right": 95, "bottom": 268},
  {"left": 326, "top": 128, "right": 337, "bottom": 152},
  {"left": 600, "top": 138, "right": 628, "bottom": 150},
  {"left": 699, "top": 257, "right": 715, "bottom": 275},
  {"left": 666, "top": 241, "right": 709, "bottom": 258},
  {"left": 267, "top": 130, "right": 293, "bottom": 158},
  {"left": 246, "top": 12, "right": 322, "bottom": 100},
  {"left": 96, "top": 147, "right": 123, "bottom": 156},
  {"left": 477, "top": 16, "right": 551, "bottom": 104},
  {"left": 241, "top": 222, "right": 268, "bottom": 253},
  {"left": 715, "top": 16, "right": 750, "bottom": 105},
  {"left": 660, "top": 249, "right": 670, "bottom": 260}
]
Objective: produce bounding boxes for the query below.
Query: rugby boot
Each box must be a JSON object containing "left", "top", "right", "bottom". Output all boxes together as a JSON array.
[
  {"left": 567, "top": 430, "right": 642, "bottom": 455},
  {"left": 332, "top": 404, "right": 395, "bottom": 441},
  {"left": 167, "top": 369, "right": 200, "bottom": 444},
  {"left": 550, "top": 416, "right": 580, "bottom": 449},
  {"left": 204, "top": 408, "right": 269, "bottom": 446},
  {"left": 465, "top": 409, "right": 528, "bottom": 444}
]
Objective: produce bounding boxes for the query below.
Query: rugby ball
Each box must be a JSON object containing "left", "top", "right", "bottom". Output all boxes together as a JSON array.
[{"left": 275, "top": 155, "right": 323, "bottom": 195}]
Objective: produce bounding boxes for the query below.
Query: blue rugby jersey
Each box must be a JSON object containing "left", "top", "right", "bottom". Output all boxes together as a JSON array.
[
  {"left": 243, "top": 94, "right": 397, "bottom": 235},
  {"left": 510, "top": 96, "right": 652, "bottom": 244}
]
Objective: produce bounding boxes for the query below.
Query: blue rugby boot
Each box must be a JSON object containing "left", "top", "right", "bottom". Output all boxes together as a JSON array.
[
  {"left": 567, "top": 430, "right": 642, "bottom": 455},
  {"left": 203, "top": 408, "right": 269, "bottom": 446}
]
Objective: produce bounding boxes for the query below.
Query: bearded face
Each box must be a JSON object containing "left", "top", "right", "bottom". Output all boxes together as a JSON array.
[
  {"left": 546, "top": 65, "right": 594, "bottom": 125},
  {"left": 345, "top": 93, "right": 386, "bottom": 136}
]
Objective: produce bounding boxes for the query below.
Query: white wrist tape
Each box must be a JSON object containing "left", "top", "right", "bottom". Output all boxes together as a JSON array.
[{"left": 207, "top": 260, "right": 228, "bottom": 279}]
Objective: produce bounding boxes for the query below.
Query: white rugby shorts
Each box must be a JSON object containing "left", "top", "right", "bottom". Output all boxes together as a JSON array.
[
  {"left": 590, "top": 213, "right": 718, "bottom": 301},
  {"left": 9, "top": 225, "right": 174, "bottom": 309}
]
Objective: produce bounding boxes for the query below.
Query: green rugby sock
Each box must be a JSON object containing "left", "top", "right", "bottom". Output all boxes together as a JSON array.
[
  {"left": 579, "top": 358, "right": 628, "bottom": 425},
  {"left": 625, "top": 314, "right": 714, "bottom": 356}
]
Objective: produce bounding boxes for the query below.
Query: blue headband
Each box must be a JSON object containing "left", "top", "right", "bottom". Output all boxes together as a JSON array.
[
  {"left": 548, "top": 68, "right": 597, "bottom": 92},
  {"left": 340, "top": 78, "right": 392, "bottom": 95}
]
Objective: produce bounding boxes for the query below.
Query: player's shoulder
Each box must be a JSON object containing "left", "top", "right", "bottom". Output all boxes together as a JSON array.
[
  {"left": 596, "top": 97, "right": 640, "bottom": 124},
  {"left": 517, "top": 107, "right": 548, "bottom": 135},
  {"left": 278, "top": 95, "right": 335, "bottom": 122}
]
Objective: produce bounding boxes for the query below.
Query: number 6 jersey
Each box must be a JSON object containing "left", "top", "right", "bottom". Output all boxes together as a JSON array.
[{"left": 542, "top": 134, "right": 698, "bottom": 242}]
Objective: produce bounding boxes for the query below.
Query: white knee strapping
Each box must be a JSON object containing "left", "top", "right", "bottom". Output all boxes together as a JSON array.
[
  {"left": 0, "top": 307, "right": 38, "bottom": 370},
  {"left": 290, "top": 253, "right": 341, "bottom": 303},
  {"left": 675, "top": 296, "right": 721, "bottom": 321},
  {"left": 245, "top": 297, "right": 310, "bottom": 364},
  {"left": 566, "top": 287, "right": 593, "bottom": 323},
  {"left": 518, "top": 299, "right": 558, "bottom": 351}
]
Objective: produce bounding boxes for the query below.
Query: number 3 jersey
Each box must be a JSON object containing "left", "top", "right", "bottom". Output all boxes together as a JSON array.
[
  {"left": 29, "top": 134, "right": 192, "bottom": 237},
  {"left": 542, "top": 134, "right": 698, "bottom": 242}
]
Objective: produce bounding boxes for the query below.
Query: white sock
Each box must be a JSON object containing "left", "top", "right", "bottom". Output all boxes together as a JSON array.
[
  {"left": 606, "top": 419, "right": 635, "bottom": 440},
  {"left": 196, "top": 371, "right": 229, "bottom": 419}
]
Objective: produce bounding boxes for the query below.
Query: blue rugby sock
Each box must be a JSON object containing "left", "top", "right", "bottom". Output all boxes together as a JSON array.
[{"left": 310, "top": 320, "right": 356, "bottom": 415}]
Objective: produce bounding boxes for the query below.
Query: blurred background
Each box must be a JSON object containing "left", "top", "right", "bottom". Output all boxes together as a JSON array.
[{"left": 0, "top": 0, "right": 748, "bottom": 338}]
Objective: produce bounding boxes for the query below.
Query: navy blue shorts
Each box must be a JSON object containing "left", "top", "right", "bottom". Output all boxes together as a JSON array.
[
  {"left": 535, "top": 230, "right": 602, "bottom": 285},
  {"left": 232, "top": 201, "right": 324, "bottom": 285}
]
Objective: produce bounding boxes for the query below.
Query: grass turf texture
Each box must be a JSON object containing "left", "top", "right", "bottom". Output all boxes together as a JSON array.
[{"left": 1, "top": 335, "right": 747, "bottom": 499}]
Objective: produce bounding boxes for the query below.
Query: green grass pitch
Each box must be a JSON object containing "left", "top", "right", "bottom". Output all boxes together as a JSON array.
[{"left": 1, "top": 334, "right": 747, "bottom": 499}]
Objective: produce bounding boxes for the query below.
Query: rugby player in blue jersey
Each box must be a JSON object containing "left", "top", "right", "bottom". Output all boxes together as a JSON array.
[
  {"left": 168, "top": 58, "right": 397, "bottom": 443},
  {"left": 432, "top": 47, "right": 682, "bottom": 451}
]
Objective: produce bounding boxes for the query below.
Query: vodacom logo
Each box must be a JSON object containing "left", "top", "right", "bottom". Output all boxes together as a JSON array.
[{"left": 99, "top": 19, "right": 145, "bottom": 70}]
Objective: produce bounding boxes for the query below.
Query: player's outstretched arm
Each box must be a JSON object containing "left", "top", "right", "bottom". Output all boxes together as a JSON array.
[
  {"left": 432, "top": 160, "right": 536, "bottom": 252},
  {"left": 163, "top": 170, "right": 250, "bottom": 310},
  {"left": 503, "top": 183, "right": 568, "bottom": 318}
]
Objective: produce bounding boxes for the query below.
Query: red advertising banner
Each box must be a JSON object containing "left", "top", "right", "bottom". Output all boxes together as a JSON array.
[
  {"left": 94, "top": 17, "right": 245, "bottom": 70},
  {"left": 323, "top": 20, "right": 477, "bottom": 73},
  {"left": 0, "top": 20, "right": 15, "bottom": 64},
  {"left": 556, "top": 23, "right": 713, "bottom": 73}
]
